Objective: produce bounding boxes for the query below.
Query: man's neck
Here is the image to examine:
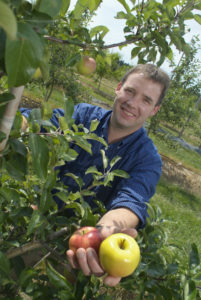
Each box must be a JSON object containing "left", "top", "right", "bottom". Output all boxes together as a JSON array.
[{"left": 108, "top": 123, "right": 140, "bottom": 144}]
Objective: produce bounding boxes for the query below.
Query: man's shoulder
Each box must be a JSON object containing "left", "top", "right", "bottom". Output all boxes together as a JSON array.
[
  {"left": 136, "top": 128, "right": 161, "bottom": 162},
  {"left": 74, "top": 103, "right": 110, "bottom": 123}
]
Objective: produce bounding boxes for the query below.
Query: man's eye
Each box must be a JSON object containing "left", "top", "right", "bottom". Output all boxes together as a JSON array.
[
  {"left": 144, "top": 98, "right": 151, "bottom": 104},
  {"left": 126, "top": 89, "right": 134, "bottom": 94}
]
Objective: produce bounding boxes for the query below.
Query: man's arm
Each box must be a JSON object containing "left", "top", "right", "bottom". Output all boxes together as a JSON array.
[
  {"left": 97, "top": 207, "right": 139, "bottom": 230},
  {"left": 21, "top": 115, "right": 28, "bottom": 131}
]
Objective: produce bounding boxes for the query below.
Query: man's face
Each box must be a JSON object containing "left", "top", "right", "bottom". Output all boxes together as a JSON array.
[{"left": 110, "top": 72, "right": 162, "bottom": 134}]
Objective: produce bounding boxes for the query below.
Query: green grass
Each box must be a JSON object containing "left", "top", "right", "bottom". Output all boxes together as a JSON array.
[{"left": 151, "top": 177, "right": 201, "bottom": 256}]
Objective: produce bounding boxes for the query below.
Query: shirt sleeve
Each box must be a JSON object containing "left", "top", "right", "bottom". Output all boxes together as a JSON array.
[{"left": 105, "top": 151, "right": 162, "bottom": 229}]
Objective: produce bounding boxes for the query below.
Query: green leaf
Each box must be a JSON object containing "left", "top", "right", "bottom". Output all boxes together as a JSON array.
[
  {"left": 5, "top": 22, "right": 44, "bottom": 87},
  {"left": 184, "top": 280, "right": 197, "bottom": 300},
  {"left": 103, "top": 173, "right": 114, "bottom": 186},
  {"left": 37, "top": 0, "right": 62, "bottom": 17},
  {"left": 39, "top": 172, "right": 56, "bottom": 212},
  {"left": 110, "top": 156, "right": 121, "bottom": 168},
  {"left": 61, "top": 0, "right": 71, "bottom": 17},
  {"left": 66, "top": 201, "right": 85, "bottom": 217},
  {"left": 19, "top": 268, "right": 37, "bottom": 289},
  {"left": 0, "top": 187, "right": 21, "bottom": 204},
  {"left": 195, "top": 2, "right": 201, "bottom": 10},
  {"left": 147, "top": 263, "right": 166, "bottom": 277},
  {"left": 194, "top": 14, "right": 201, "bottom": 25},
  {"left": 0, "top": 92, "right": 14, "bottom": 106},
  {"left": 0, "top": 251, "right": 10, "bottom": 277},
  {"left": 90, "top": 26, "right": 109, "bottom": 39},
  {"left": 64, "top": 97, "right": 74, "bottom": 128},
  {"left": 116, "top": 0, "right": 131, "bottom": 13},
  {"left": 116, "top": 11, "right": 129, "bottom": 19},
  {"left": 9, "top": 139, "right": 27, "bottom": 156},
  {"left": 3, "top": 153, "right": 28, "bottom": 181},
  {"left": 46, "top": 262, "right": 72, "bottom": 290},
  {"left": 101, "top": 149, "right": 108, "bottom": 170},
  {"left": 85, "top": 166, "right": 102, "bottom": 176},
  {"left": 65, "top": 172, "right": 83, "bottom": 189},
  {"left": 73, "top": 135, "right": 92, "bottom": 154},
  {"left": 29, "top": 133, "right": 49, "bottom": 180},
  {"left": 88, "top": 0, "right": 102, "bottom": 12},
  {"left": 87, "top": 133, "right": 108, "bottom": 147},
  {"left": 27, "top": 210, "right": 44, "bottom": 235},
  {"left": 189, "top": 243, "right": 200, "bottom": 270},
  {"left": 73, "top": 0, "right": 89, "bottom": 19},
  {"left": 65, "top": 53, "right": 81, "bottom": 67},
  {"left": 131, "top": 47, "right": 141, "bottom": 59},
  {"left": 90, "top": 119, "right": 99, "bottom": 132},
  {"left": 61, "top": 148, "right": 78, "bottom": 162},
  {"left": 0, "top": 1, "right": 17, "bottom": 40},
  {"left": 111, "top": 169, "right": 130, "bottom": 178}
]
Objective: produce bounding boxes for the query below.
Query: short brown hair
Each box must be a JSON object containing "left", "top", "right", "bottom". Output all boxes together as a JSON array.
[{"left": 121, "top": 64, "right": 170, "bottom": 105}]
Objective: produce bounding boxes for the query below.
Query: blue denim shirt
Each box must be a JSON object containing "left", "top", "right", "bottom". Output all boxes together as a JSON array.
[{"left": 20, "top": 103, "right": 162, "bottom": 228}]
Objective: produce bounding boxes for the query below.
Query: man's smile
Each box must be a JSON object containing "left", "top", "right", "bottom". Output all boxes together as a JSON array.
[{"left": 120, "top": 104, "right": 136, "bottom": 119}]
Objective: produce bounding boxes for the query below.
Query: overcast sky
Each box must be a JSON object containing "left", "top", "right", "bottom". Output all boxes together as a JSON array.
[{"left": 69, "top": 0, "right": 201, "bottom": 76}]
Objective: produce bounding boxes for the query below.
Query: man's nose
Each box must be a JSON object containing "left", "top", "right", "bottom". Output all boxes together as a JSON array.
[{"left": 127, "top": 95, "right": 141, "bottom": 106}]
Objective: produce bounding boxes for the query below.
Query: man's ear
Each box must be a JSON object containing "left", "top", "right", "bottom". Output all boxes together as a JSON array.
[
  {"left": 116, "top": 82, "right": 122, "bottom": 92},
  {"left": 151, "top": 105, "right": 160, "bottom": 116},
  {"left": 115, "top": 82, "right": 122, "bottom": 96}
]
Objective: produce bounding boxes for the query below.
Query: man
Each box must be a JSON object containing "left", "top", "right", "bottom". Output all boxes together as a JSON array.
[{"left": 21, "top": 64, "right": 170, "bottom": 287}]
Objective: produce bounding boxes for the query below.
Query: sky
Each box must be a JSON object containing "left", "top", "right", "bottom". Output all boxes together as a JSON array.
[{"left": 69, "top": 0, "right": 201, "bottom": 76}]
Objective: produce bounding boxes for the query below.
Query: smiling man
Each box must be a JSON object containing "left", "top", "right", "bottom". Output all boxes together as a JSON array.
[
  {"left": 65, "top": 64, "right": 170, "bottom": 286},
  {"left": 20, "top": 63, "right": 170, "bottom": 287}
]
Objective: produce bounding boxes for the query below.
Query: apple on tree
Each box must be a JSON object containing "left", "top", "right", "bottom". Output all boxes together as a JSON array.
[
  {"left": 76, "top": 56, "right": 96, "bottom": 76},
  {"left": 99, "top": 233, "right": 140, "bottom": 277},
  {"left": 69, "top": 226, "right": 103, "bottom": 254}
]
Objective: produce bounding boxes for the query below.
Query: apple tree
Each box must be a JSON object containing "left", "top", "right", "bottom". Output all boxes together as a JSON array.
[{"left": 0, "top": 0, "right": 201, "bottom": 298}]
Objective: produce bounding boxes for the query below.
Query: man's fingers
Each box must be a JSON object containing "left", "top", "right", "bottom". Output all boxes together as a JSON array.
[
  {"left": 66, "top": 249, "right": 79, "bottom": 269},
  {"left": 86, "top": 248, "right": 104, "bottom": 277},
  {"left": 103, "top": 275, "right": 121, "bottom": 287},
  {"left": 76, "top": 248, "right": 91, "bottom": 276}
]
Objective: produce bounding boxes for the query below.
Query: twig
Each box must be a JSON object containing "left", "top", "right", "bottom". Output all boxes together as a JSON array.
[
  {"left": 44, "top": 35, "right": 142, "bottom": 50},
  {"left": 6, "top": 227, "right": 69, "bottom": 259}
]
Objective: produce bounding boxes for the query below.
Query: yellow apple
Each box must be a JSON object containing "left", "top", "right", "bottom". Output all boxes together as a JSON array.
[
  {"left": 76, "top": 56, "right": 96, "bottom": 75},
  {"left": 99, "top": 233, "right": 140, "bottom": 277}
]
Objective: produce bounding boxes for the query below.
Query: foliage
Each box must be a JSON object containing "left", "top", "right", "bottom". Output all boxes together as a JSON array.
[
  {"left": 148, "top": 37, "right": 201, "bottom": 139},
  {"left": 0, "top": 0, "right": 201, "bottom": 89}
]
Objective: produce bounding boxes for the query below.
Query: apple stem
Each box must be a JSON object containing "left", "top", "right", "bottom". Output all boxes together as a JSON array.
[{"left": 120, "top": 239, "right": 125, "bottom": 250}]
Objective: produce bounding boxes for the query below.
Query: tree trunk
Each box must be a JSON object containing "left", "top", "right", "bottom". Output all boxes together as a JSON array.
[{"left": 0, "top": 86, "right": 24, "bottom": 155}]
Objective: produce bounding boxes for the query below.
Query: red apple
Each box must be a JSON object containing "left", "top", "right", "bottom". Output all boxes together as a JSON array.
[
  {"left": 69, "top": 226, "right": 102, "bottom": 254},
  {"left": 76, "top": 56, "right": 96, "bottom": 75}
]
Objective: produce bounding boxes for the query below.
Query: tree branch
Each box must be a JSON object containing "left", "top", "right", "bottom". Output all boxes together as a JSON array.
[
  {"left": 6, "top": 226, "right": 69, "bottom": 259},
  {"left": 44, "top": 35, "right": 142, "bottom": 50}
]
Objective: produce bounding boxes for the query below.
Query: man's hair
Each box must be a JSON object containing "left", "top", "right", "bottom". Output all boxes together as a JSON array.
[{"left": 121, "top": 64, "right": 170, "bottom": 105}]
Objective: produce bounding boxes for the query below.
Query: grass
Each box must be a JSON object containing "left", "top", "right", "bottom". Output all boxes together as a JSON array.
[{"left": 151, "top": 177, "right": 201, "bottom": 257}]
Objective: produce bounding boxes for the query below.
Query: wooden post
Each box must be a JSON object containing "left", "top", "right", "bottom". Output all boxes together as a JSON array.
[{"left": 0, "top": 86, "right": 24, "bottom": 155}]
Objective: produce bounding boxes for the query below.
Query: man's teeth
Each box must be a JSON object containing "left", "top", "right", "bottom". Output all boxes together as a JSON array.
[{"left": 124, "top": 110, "right": 133, "bottom": 117}]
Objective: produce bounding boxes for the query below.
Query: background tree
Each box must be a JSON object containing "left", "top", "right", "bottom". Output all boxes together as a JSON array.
[{"left": 147, "top": 36, "right": 201, "bottom": 139}]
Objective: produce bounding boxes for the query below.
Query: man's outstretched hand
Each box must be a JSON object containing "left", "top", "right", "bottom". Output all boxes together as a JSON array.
[{"left": 66, "top": 226, "right": 138, "bottom": 287}]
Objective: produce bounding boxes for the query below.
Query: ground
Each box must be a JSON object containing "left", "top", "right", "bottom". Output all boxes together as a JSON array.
[{"left": 161, "top": 154, "right": 201, "bottom": 195}]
